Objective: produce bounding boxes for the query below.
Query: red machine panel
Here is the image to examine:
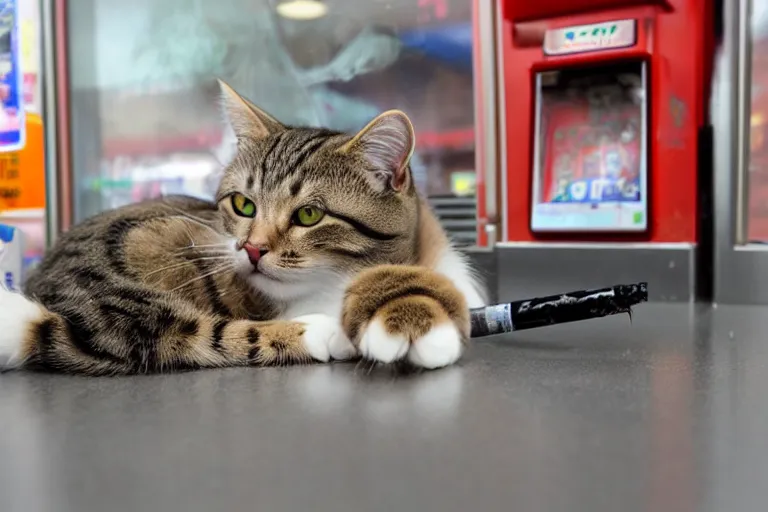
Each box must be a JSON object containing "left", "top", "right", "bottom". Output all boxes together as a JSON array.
[{"left": 498, "top": 0, "right": 713, "bottom": 242}]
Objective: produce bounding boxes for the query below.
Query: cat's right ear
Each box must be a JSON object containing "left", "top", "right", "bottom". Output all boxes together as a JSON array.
[
  {"left": 339, "top": 110, "right": 415, "bottom": 193},
  {"left": 218, "top": 79, "right": 284, "bottom": 140}
]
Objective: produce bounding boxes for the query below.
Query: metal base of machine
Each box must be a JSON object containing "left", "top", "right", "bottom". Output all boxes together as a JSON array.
[{"left": 466, "top": 242, "right": 697, "bottom": 303}]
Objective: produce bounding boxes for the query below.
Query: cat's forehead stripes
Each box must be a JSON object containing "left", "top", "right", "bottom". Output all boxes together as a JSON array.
[
  {"left": 285, "top": 129, "right": 338, "bottom": 169},
  {"left": 259, "top": 131, "right": 287, "bottom": 187},
  {"left": 256, "top": 128, "right": 342, "bottom": 194},
  {"left": 289, "top": 179, "right": 302, "bottom": 197},
  {"left": 228, "top": 127, "right": 366, "bottom": 204}
]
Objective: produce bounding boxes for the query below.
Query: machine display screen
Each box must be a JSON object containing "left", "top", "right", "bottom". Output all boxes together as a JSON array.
[{"left": 530, "top": 62, "right": 647, "bottom": 232}]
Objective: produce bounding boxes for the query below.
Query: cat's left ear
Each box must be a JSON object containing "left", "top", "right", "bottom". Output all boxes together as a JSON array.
[
  {"left": 339, "top": 110, "right": 415, "bottom": 192},
  {"left": 218, "top": 79, "right": 284, "bottom": 140}
]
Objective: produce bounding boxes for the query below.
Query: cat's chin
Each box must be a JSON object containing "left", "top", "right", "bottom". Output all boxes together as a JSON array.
[
  {"left": 250, "top": 276, "right": 309, "bottom": 302},
  {"left": 233, "top": 256, "right": 283, "bottom": 283},
  {"left": 248, "top": 268, "right": 352, "bottom": 318}
]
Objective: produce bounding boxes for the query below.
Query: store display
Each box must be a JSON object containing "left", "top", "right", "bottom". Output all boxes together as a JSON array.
[
  {"left": 0, "top": 0, "right": 42, "bottom": 270},
  {"left": 0, "top": 112, "right": 44, "bottom": 263},
  {"left": 0, "top": 114, "right": 43, "bottom": 210},
  {"left": 18, "top": 0, "right": 39, "bottom": 112},
  {"left": 0, "top": 0, "right": 24, "bottom": 152}
]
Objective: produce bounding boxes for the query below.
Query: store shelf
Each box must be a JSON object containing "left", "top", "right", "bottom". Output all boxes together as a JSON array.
[
  {"left": 428, "top": 194, "right": 477, "bottom": 246},
  {"left": 0, "top": 208, "right": 45, "bottom": 220},
  {"left": 429, "top": 195, "right": 476, "bottom": 208}
]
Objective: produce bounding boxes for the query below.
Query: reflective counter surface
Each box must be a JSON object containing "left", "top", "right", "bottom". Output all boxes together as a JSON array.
[{"left": 1, "top": 303, "right": 766, "bottom": 512}]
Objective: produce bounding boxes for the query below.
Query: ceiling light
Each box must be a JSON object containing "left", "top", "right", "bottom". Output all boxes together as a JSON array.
[{"left": 276, "top": 0, "right": 328, "bottom": 20}]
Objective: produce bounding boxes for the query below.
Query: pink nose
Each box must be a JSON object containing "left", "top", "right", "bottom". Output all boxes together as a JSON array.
[{"left": 243, "top": 242, "right": 268, "bottom": 264}]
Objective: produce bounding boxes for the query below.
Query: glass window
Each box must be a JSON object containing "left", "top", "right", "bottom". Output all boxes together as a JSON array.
[{"left": 67, "top": 0, "right": 478, "bottom": 244}]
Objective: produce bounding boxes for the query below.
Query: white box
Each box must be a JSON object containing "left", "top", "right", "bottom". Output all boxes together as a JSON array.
[{"left": 0, "top": 223, "right": 25, "bottom": 291}]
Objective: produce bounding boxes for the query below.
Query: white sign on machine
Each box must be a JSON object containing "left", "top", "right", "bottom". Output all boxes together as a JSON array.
[{"left": 544, "top": 19, "right": 637, "bottom": 56}]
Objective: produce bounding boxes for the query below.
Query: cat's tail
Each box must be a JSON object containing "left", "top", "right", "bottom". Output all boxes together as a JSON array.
[
  {"left": 0, "top": 285, "right": 355, "bottom": 375},
  {"left": 0, "top": 286, "right": 47, "bottom": 370},
  {"left": 0, "top": 286, "right": 157, "bottom": 375}
]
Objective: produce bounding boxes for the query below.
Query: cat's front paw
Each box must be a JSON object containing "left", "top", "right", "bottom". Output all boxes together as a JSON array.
[
  {"left": 294, "top": 314, "right": 358, "bottom": 363},
  {"left": 343, "top": 265, "right": 470, "bottom": 370},
  {"left": 359, "top": 317, "right": 463, "bottom": 369}
]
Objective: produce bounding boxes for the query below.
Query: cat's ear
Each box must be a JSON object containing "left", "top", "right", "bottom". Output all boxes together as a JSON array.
[
  {"left": 339, "top": 110, "right": 415, "bottom": 192},
  {"left": 218, "top": 79, "right": 284, "bottom": 140}
]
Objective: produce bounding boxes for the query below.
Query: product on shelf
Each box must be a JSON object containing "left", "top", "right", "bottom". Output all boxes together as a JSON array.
[{"left": 0, "top": 221, "right": 23, "bottom": 290}]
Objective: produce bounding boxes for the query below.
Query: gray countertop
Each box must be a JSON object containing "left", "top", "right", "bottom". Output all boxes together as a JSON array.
[{"left": 2, "top": 303, "right": 767, "bottom": 512}]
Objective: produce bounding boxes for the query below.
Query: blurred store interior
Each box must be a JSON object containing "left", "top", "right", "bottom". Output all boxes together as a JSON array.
[
  {"left": 9, "top": 5, "right": 768, "bottom": 512},
  {"left": 2, "top": 0, "right": 768, "bottom": 304}
]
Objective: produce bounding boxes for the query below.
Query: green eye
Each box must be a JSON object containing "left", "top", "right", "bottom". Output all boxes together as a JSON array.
[
  {"left": 231, "top": 193, "right": 256, "bottom": 218},
  {"left": 294, "top": 206, "right": 325, "bottom": 227}
]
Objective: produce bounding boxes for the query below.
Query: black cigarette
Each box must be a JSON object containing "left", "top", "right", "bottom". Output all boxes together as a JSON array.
[{"left": 469, "top": 282, "right": 648, "bottom": 338}]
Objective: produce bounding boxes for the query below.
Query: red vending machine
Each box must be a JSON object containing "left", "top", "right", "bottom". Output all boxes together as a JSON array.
[{"left": 493, "top": 0, "right": 714, "bottom": 301}]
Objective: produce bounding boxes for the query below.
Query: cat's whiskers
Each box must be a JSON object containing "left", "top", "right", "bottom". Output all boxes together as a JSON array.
[
  {"left": 353, "top": 358, "right": 367, "bottom": 375},
  {"left": 169, "top": 263, "right": 236, "bottom": 293},
  {"left": 162, "top": 204, "right": 217, "bottom": 225},
  {"left": 176, "top": 242, "right": 231, "bottom": 252},
  {"left": 174, "top": 248, "right": 232, "bottom": 258},
  {"left": 276, "top": 261, "right": 305, "bottom": 269},
  {"left": 217, "top": 289, "right": 237, "bottom": 301},
  {"left": 177, "top": 218, "right": 198, "bottom": 247},
  {"left": 166, "top": 214, "right": 220, "bottom": 235},
  {"left": 142, "top": 256, "right": 234, "bottom": 280},
  {"left": 165, "top": 210, "right": 218, "bottom": 248}
]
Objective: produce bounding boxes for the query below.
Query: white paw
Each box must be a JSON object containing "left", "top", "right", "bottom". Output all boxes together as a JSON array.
[
  {"left": 408, "top": 323, "right": 464, "bottom": 369},
  {"left": 359, "top": 319, "right": 464, "bottom": 369},
  {"left": 0, "top": 287, "right": 43, "bottom": 369},
  {"left": 359, "top": 319, "right": 409, "bottom": 363},
  {"left": 294, "top": 314, "right": 357, "bottom": 363}
]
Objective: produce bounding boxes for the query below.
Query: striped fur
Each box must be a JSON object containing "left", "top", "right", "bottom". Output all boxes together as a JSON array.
[{"left": 0, "top": 81, "right": 486, "bottom": 375}]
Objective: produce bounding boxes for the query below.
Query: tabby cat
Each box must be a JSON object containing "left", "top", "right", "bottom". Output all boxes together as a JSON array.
[{"left": 0, "top": 80, "right": 486, "bottom": 375}]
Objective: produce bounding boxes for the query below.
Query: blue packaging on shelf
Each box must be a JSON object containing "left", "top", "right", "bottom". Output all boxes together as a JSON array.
[{"left": 0, "top": 223, "right": 24, "bottom": 291}]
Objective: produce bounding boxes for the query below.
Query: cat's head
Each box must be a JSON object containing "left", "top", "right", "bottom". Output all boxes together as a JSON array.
[{"left": 215, "top": 80, "right": 421, "bottom": 302}]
